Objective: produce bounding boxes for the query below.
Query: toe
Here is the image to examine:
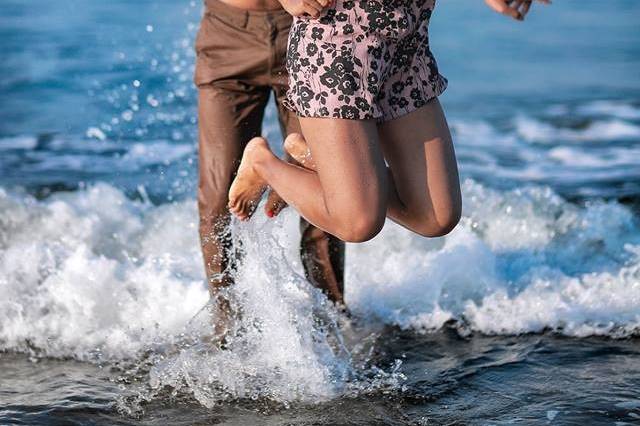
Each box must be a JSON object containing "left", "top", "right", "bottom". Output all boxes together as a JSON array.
[
  {"left": 241, "top": 200, "right": 251, "bottom": 218},
  {"left": 272, "top": 201, "right": 286, "bottom": 216},
  {"left": 231, "top": 203, "right": 243, "bottom": 218}
]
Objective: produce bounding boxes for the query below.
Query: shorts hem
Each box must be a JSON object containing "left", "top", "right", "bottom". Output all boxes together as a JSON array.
[
  {"left": 284, "top": 76, "right": 448, "bottom": 123},
  {"left": 379, "top": 76, "right": 448, "bottom": 123}
]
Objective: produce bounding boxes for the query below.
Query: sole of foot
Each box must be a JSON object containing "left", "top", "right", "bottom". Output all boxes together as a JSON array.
[{"left": 228, "top": 137, "right": 272, "bottom": 221}]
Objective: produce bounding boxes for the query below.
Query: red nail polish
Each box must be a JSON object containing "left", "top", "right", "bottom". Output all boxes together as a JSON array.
[{"left": 267, "top": 210, "right": 274, "bottom": 218}]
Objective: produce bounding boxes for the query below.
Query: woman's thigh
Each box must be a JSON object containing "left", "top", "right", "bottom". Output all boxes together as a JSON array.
[
  {"left": 378, "top": 98, "right": 462, "bottom": 232},
  {"left": 298, "top": 117, "right": 389, "bottom": 219}
]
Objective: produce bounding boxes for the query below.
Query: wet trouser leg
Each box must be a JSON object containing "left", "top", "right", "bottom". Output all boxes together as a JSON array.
[{"left": 197, "top": 86, "right": 269, "bottom": 292}]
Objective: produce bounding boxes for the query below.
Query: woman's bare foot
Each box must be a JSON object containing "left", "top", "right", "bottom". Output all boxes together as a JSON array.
[
  {"left": 228, "top": 137, "right": 273, "bottom": 221},
  {"left": 264, "top": 189, "right": 288, "bottom": 218},
  {"left": 284, "top": 133, "right": 317, "bottom": 171}
]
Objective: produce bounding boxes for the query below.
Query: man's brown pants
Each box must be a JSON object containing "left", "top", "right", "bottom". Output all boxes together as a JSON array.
[{"left": 194, "top": 0, "right": 344, "bottom": 302}]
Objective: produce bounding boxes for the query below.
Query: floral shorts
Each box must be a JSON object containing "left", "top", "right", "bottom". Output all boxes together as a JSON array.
[{"left": 284, "top": 0, "right": 447, "bottom": 122}]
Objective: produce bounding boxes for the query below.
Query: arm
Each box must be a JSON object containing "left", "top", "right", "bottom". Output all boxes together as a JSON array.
[
  {"left": 278, "top": 0, "right": 332, "bottom": 18},
  {"left": 485, "top": 0, "right": 550, "bottom": 21}
]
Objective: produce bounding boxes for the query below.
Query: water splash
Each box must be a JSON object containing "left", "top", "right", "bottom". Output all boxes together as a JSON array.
[{"left": 1, "top": 180, "right": 639, "bottom": 407}]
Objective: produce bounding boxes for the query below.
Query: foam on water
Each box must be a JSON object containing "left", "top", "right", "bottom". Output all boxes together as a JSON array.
[
  {"left": 0, "top": 134, "right": 194, "bottom": 174},
  {"left": 577, "top": 100, "right": 640, "bottom": 120},
  {"left": 547, "top": 145, "right": 640, "bottom": 168},
  {"left": 141, "top": 210, "right": 355, "bottom": 405},
  {"left": 1, "top": 180, "right": 639, "bottom": 403},
  {"left": 447, "top": 108, "right": 640, "bottom": 197},
  {"left": 0, "top": 136, "right": 39, "bottom": 150},
  {"left": 348, "top": 181, "right": 640, "bottom": 335},
  {"left": 0, "top": 184, "right": 208, "bottom": 360},
  {"left": 515, "top": 116, "right": 640, "bottom": 143}
]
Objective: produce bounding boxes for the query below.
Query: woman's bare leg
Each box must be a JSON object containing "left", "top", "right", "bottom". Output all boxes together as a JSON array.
[
  {"left": 379, "top": 98, "right": 461, "bottom": 236},
  {"left": 283, "top": 99, "right": 462, "bottom": 237},
  {"left": 228, "top": 118, "right": 389, "bottom": 242}
]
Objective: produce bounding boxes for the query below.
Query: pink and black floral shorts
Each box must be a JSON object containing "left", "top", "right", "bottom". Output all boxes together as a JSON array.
[{"left": 284, "top": 0, "right": 447, "bottom": 122}]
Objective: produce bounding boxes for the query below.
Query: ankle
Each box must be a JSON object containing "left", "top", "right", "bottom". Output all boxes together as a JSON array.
[
  {"left": 252, "top": 149, "right": 273, "bottom": 176},
  {"left": 256, "top": 151, "right": 287, "bottom": 182}
]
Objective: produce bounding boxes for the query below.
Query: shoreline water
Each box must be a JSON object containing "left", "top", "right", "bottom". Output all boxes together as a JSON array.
[{"left": 3, "top": 331, "right": 640, "bottom": 425}]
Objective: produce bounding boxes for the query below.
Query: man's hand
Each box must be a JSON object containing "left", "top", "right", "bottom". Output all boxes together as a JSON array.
[
  {"left": 279, "top": 0, "right": 331, "bottom": 18},
  {"left": 485, "top": 0, "right": 550, "bottom": 21}
]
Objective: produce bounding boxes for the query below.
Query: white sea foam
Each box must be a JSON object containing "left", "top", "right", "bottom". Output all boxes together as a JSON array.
[
  {"left": 0, "top": 184, "right": 208, "bottom": 360},
  {"left": 0, "top": 134, "right": 194, "bottom": 174},
  {"left": 451, "top": 120, "right": 518, "bottom": 148},
  {"left": 0, "top": 136, "right": 38, "bottom": 150},
  {"left": 547, "top": 145, "right": 640, "bottom": 168},
  {"left": 122, "top": 141, "right": 194, "bottom": 167},
  {"left": 86, "top": 127, "right": 107, "bottom": 141},
  {"left": 515, "top": 116, "right": 640, "bottom": 143},
  {"left": 577, "top": 101, "right": 640, "bottom": 120},
  {"left": 445, "top": 115, "right": 640, "bottom": 196},
  {"left": 143, "top": 213, "right": 354, "bottom": 405},
  {"left": 349, "top": 180, "right": 640, "bottom": 335},
  {"left": 1, "top": 180, "right": 639, "bottom": 402}
]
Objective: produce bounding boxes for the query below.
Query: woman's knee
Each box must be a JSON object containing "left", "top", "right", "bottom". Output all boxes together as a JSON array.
[
  {"left": 413, "top": 206, "right": 462, "bottom": 238},
  {"left": 336, "top": 210, "right": 386, "bottom": 243}
]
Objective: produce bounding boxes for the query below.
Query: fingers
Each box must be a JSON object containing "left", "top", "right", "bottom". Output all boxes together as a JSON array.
[
  {"left": 504, "top": 5, "right": 523, "bottom": 21},
  {"left": 506, "top": 0, "right": 551, "bottom": 20},
  {"left": 509, "top": 0, "right": 524, "bottom": 14},
  {"left": 485, "top": 0, "right": 522, "bottom": 21},
  {"left": 519, "top": 0, "right": 532, "bottom": 18},
  {"left": 303, "top": 0, "right": 325, "bottom": 18},
  {"left": 303, "top": 0, "right": 334, "bottom": 18},
  {"left": 485, "top": 0, "right": 513, "bottom": 16},
  {"left": 509, "top": 0, "right": 532, "bottom": 19},
  {"left": 515, "top": 0, "right": 538, "bottom": 19}
]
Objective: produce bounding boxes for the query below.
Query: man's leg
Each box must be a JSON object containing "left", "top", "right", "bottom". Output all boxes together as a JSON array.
[
  {"left": 198, "top": 86, "right": 269, "bottom": 293},
  {"left": 299, "top": 221, "right": 346, "bottom": 304}
]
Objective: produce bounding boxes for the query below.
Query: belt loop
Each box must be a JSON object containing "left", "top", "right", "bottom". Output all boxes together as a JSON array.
[{"left": 265, "top": 13, "right": 275, "bottom": 34}]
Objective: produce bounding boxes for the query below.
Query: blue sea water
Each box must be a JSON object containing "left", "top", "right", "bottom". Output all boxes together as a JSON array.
[{"left": 1, "top": 1, "right": 640, "bottom": 424}]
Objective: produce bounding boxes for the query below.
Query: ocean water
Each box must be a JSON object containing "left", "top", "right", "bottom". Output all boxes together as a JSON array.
[{"left": 1, "top": 0, "right": 640, "bottom": 424}]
